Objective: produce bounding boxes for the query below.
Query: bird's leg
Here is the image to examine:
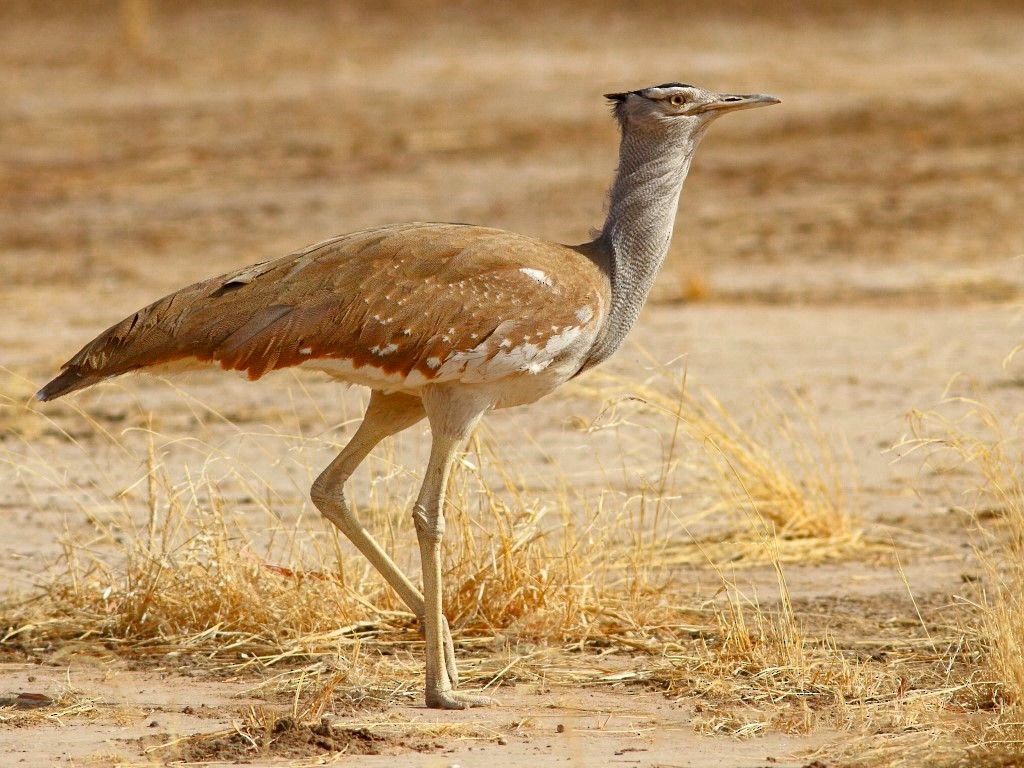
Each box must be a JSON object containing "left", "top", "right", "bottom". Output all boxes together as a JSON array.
[
  {"left": 415, "top": 388, "right": 497, "bottom": 710},
  {"left": 311, "top": 390, "right": 459, "bottom": 687}
]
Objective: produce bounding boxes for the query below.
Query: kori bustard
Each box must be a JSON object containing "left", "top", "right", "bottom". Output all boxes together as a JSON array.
[{"left": 38, "top": 83, "right": 779, "bottom": 709}]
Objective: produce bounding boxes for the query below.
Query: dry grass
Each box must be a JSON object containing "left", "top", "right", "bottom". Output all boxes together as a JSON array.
[
  {"left": 0, "top": 367, "right": 975, "bottom": 762},
  {"left": 897, "top": 389, "right": 1024, "bottom": 763},
  {"left": 3, "top": 367, "right": 857, "bottom": 640},
  {"left": 574, "top": 361, "right": 867, "bottom": 565},
  {"left": 2, "top": 389, "right": 714, "bottom": 668},
  {"left": 0, "top": 687, "right": 105, "bottom": 727},
  {"left": 811, "top": 368, "right": 1024, "bottom": 768}
]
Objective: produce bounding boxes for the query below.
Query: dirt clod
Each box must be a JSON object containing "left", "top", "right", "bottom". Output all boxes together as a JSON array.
[{"left": 153, "top": 717, "right": 431, "bottom": 762}]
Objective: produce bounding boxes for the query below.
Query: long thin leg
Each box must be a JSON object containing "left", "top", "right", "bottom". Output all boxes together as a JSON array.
[
  {"left": 415, "top": 386, "right": 497, "bottom": 709},
  {"left": 310, "top": 389, "right": 459, "bottom": 686}
]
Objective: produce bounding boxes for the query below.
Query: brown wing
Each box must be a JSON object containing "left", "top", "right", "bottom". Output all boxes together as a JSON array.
[{"left": 37, "top": 223, "right": 609, "bottom": 401}]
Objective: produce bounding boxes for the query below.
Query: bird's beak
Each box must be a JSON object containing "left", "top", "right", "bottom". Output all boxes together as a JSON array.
[{"left": 698, "top": 93, "right": 781, "bottom": 114}]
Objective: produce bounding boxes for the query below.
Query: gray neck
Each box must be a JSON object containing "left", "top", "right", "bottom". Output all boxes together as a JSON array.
[{"left": 582, "top": 123, "right": 704, "bottom": 369}]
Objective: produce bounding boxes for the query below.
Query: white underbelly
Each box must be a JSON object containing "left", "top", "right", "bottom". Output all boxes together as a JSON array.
[{"left": 139, "top": 323, "right": 596, "bottom": 411}]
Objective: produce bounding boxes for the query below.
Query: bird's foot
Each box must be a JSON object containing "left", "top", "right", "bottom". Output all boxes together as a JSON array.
[{"left": 425, "top": 688, "right": 498, "bottom": 710}]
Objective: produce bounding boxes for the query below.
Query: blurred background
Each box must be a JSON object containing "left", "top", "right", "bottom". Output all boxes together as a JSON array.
[
  {"left": 3, "top": 5, "right": 1024, "bottom": 761},
  {"left": 1, "top": 0, "right": 1023, "bottom": 368}
]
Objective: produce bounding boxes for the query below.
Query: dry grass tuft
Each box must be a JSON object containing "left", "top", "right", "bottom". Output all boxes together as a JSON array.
[
  {"left": 0, "top": 687, "right": 104, "bottom": 727},
  {"left": 440, "top": 434, "right": 714, "bottom": 647},
  {"left": 576, "top": 363, "right": 866, "bottom": 565},
  {"left": 900, "top": 391, "right": 1024, "bottom": 760},
  {"left": 647, "top": 559, "right": 946, "bottom": 741},
  {"left": 16, "top": 448, "right": 409, "bottom": 664}
]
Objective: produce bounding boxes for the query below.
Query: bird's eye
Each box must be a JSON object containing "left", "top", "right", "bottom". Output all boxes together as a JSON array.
[{"left": 669, "top": 94, "right": 686, "bottom": 106}]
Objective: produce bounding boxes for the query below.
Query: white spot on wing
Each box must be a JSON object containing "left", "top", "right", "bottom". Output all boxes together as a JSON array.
[
  {"left": 575, "top": 305, "right": 594, "bottom": 323},
  {"left": 519, "top": 268, "right": 553, "bottom": 287},
  {"left": 299, "top": 347, "right": 313, "bottom": 355}
]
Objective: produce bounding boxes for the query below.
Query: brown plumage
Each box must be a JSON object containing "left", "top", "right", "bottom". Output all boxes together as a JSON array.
[
  {"left": 38, "top": 84, "right": 779, "bottom": 709},
  {"left": 39, "top": 223, "right": 608, "bottom": 402}
]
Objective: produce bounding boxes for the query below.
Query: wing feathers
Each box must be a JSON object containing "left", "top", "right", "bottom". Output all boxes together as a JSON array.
[
  {"left": 37, "top": 223, "right": 608, "bottom": 400},
  {"left": 212, "top": 304, "right": 295, "bottom": 375}
]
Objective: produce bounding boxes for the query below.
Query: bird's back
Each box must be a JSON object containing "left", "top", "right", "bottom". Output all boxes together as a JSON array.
[{"left": 38, "top": 223, "right": 610, "bottom": 402}]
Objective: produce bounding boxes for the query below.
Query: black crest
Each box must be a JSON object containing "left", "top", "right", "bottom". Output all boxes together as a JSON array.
[{"left": 604, "top": 82, "right": 693, "bottom": 102}]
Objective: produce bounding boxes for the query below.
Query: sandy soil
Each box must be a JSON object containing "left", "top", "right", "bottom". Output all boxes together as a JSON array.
[
  {"left": 0, "top": 658, "right": 835, "bottom": 767},
  {"left": 2, "top": 2, "right": 1023, "bottom": 766}
]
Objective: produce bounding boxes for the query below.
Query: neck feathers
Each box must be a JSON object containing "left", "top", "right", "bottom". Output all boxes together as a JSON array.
[{"left": 582, "top": 122, "right": 703, "bottom": 369}]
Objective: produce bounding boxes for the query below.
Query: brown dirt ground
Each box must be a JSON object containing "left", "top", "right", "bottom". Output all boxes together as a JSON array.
[{"left": 2, "top": 1, "right": 1024, "bottom": 766}]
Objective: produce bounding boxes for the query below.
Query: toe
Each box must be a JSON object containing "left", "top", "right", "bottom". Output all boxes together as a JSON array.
[{"left": 425, "top": 689, "right": 497, "bottom": 710}]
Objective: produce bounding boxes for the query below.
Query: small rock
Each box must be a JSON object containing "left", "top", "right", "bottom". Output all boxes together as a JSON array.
[
  {"left": 148, "top": 720, "right": 159, "bottom": 728},
  {"left": 12, "top": 693, "right": 52, "bottom": 710},
  {"left": 497, "top": 737, "right": 508, "bottom": 746},
  {"left": 555, "top": 723, "right": 565, "bottom": 734}
]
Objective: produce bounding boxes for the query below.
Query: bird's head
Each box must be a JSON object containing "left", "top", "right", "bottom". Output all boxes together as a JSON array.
[{"left": 605, "top": 83, "right": 780, "bottom": 137}]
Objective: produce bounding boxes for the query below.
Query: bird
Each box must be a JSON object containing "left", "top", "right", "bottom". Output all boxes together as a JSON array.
[{"left": 37, "top": 83, "right": 779, "bottom": 709}]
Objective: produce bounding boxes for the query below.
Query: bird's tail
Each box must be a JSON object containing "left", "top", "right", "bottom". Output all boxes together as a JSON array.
[
  {"left": 35, "top": 257, "right": 301, "bottom": 402},
  {"left": 36, "top": 369, "right": 99, "bottom": 402},
  {"left": 35, "top": 286, "right": 204, "bottom": 403}
]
